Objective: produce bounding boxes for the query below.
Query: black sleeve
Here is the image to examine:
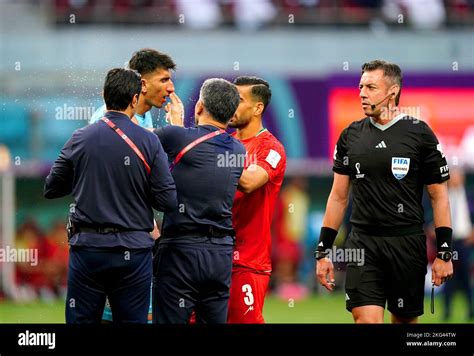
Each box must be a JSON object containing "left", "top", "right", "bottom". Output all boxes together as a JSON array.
[
  {"left": 420, "top": 123, "right": 450, "bottom": 185},
  {"left": 154, "top": 126, "right": 180, "bottom": 158},
  {"left": 43, "top": 133, "right": 75, "bottom": 199},
  {"left": 149, "top": 135, "right": 178, "bottom": 212},
  {"left": 332, "top": 128, "right": 350, "bottom": 175},
  {"left": 154, "top": 127, "right": 169, "bottom": 153}
]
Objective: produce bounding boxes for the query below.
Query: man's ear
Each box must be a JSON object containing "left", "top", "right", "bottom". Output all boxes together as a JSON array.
[
  {"left": 195, "top": 100, "right": 204, "bottom": 116},
  {"left": 131, "top": 93, "right": 139, "bottom": 108},
  {"left": 254, "top": 102, "right": 264, "bottom": 116},
  {"left": 389, "top": 84, "right": 400, "bottom": 98},
  {"left": 141, "top": 79, "right": 147, "bottom": 94}
]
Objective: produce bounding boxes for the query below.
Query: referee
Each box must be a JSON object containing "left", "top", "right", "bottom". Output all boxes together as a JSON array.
[
  {"left": 315, "top": 60, "right": 453, "bottom": 324},
  {"left": 44, "top": 68, "right": 177, "bottom": 323}
]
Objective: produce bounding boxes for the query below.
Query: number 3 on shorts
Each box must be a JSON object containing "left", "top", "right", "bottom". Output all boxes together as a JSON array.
[{"left": 242, "top": 284, "right": 254, "bottom": 306}]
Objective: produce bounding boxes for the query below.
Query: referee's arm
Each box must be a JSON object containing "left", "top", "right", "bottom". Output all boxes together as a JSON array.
[
  {"left": 421, "top": 122, "right": 453, "bottom": 286},
  {"left": 316, "top": 173, "right": 350, "bottom": 291},
  {"left": 427, "top": 182, "right": 453, "bottom": 286},
  {"left": 427, "top": 182, "right": 451, "bottom": 229},
  {"left": 321, "top": 173, "right": 350, "bottom": 230}
]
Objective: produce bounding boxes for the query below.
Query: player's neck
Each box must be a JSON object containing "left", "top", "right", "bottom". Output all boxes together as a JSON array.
[
  {"left": 136, "top": 99, "right": 150, "bottom": 116},
  {"left": 235, "top": 119, "right": 264, "bottom": 140},
  {"left": 198, "top": 116, "right": 227, "bottom": 130},
  {"left": 107, "top": 109, "right": 134, "bottom": 120},
  {"left": 372, "top": 105, "right": 400, "bottom": 126}
]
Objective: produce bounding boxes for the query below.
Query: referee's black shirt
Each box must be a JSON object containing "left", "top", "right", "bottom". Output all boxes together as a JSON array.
[
  {"left": 44, "top": 111, "right": 177, "bottom": 248},
  {"left": 333, "top": 114, "right": 450, "bottom": 231}
]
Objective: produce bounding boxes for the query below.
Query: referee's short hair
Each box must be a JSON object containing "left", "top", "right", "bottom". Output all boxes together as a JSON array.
[
  {"left": 104, "top": 68, "right": 142, "bottom": 111},
  {"left": 361, "top": 60, "right": 403, "bottom": 106},
  {"left": 199, "top": 78, "right": 240, "bottom": 124},
  {"left": 128, "top": 48, "right": 176, "bottom": 75},
  {"left": 233, "top": 76, "right": 272, "bottom": 114}
]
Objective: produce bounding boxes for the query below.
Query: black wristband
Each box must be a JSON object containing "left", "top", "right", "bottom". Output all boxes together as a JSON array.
[
  {"left": 435, "top": 227, "right": 453, "bottom": 252},
  {"left": 316, "top": 227, "right": 338, "bottom": 252}
]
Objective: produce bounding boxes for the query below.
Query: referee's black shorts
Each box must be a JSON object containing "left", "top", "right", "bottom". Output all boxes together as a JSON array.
[{"left": 344, "top": 226, "right": 427, "bottom": 318}]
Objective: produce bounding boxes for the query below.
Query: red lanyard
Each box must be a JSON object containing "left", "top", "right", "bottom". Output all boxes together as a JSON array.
[
  {"left": 169, "top": 129, "right": 226, "bottom": 171},
  {"left": 101, "top": 118, "right": 151, "bottom": 175}
]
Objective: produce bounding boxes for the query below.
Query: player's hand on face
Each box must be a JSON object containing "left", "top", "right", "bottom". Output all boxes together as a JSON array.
[
  {"left": 165, "top": 92, "right": 184, "bottom": 127},
  {"left": 316, "top": 257, "right": 335, "bottom": 292},
  {"left": 431, "top": 258, "right": 453, "bottom": 286}
]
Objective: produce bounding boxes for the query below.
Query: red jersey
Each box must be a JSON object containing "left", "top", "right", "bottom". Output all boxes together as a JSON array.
[{"left": 231, "top": 129, "right": 286, "bottom": 273}]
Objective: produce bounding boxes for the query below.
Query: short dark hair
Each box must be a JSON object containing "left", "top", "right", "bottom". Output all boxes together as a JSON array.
[
  {"left": 233, "top": 76, "right": 272, "bottom": 114},
  {"left": 104, "top": 68, "right": 142, "bottom": 111},
  {"left": 128, "top": 48, "right": 176, "bottom": 75},
  {"left": 199, "top": 78, "right": 240, "bottom": 124},
  {"left": 361, "top": 60, "right": 403, "bottom": 105}
]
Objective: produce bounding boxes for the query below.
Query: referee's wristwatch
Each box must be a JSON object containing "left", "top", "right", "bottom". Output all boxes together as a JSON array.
[{"left": 437, "top": 251, "right": 453, "bottom": 262}]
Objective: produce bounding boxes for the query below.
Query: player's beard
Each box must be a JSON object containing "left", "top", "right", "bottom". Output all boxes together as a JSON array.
[{"left": 228, "top": 115, "right": 250, "bottom": 129}]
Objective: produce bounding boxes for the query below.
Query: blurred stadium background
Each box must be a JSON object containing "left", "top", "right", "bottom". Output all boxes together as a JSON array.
[{"left": 0, "top": 0, "right": 473, "bottom": 323}]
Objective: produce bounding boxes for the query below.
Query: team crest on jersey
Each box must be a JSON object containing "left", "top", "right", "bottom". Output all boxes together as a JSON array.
[{"left": 391, "top": 157, "right": 410, "bottom": 180}]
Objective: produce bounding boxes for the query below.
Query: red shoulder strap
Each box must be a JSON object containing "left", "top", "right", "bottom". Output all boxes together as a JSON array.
[
  {"left": 101, "top": 117, "right": 151, "bottom": 175},
  {"left": 169, "top": 129, "right": 226, "bottom": 171}
]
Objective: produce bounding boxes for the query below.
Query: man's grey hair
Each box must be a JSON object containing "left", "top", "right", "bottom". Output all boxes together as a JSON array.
[{"left": 199, "top": 78, "right": 240, "bottom": 124}]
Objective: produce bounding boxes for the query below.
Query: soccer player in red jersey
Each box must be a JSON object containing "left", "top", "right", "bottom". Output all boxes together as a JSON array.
[{"left": 227, "top": 76, "right": 287, "bottom": 323}]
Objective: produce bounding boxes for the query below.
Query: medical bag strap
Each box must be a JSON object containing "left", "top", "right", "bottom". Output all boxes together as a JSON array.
[
  {"left": 169, "top": 129, "right": 226, "bottom": 171},
  {"left": 101, "top": 117, "right": 151, "bottom": 175}
]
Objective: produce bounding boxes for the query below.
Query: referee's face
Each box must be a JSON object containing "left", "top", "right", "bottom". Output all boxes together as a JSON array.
[
  {"left": 359, "top": 69, "right": 391, "bottom": 117},
  {"left": 228, "top": 85, "right": 254, "bottom": 128},
  {"left": 142, "top": 68, "right": 175, "bottom": 109}
]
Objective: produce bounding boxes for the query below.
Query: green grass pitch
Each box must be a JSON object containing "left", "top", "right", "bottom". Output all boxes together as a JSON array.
[{"left": 0, "top": 293, "right": 471, "bottom": 323}]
